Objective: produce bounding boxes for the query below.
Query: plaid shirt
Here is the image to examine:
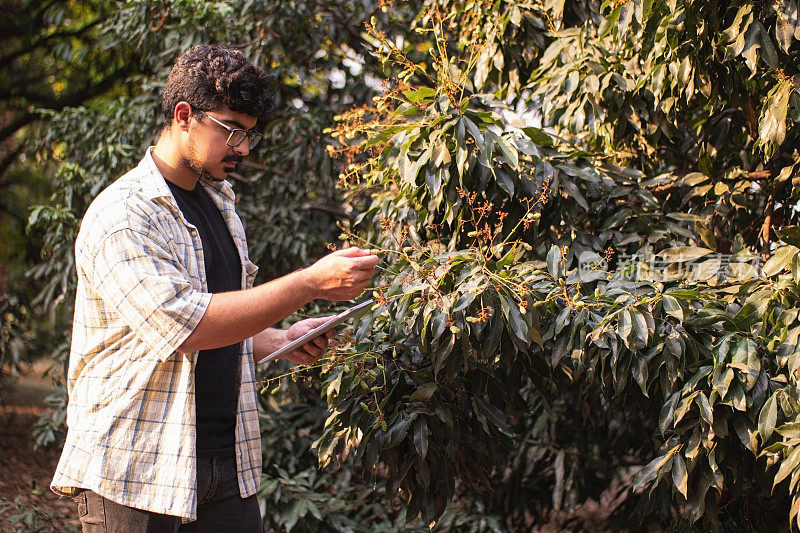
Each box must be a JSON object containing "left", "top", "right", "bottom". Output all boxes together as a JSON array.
[{"left": 51, "top": 149, "right": 262, "bottom": 520}]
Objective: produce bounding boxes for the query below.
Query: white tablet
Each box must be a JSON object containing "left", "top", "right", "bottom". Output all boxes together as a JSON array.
[{"left": 257, "top": 299, "right": 373, "bottom": 363}]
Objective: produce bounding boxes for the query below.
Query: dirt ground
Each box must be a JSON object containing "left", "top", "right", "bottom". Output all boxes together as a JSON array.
[{"left": 0, "top": 362, "right": 79, "bottom": 532}]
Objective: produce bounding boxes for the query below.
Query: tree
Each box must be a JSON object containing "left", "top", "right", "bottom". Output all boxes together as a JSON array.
[
  {"left": 315, "top": 0, "right": 800, "bottom": 529},
  {"left": 0, "top": 0, "right": 139, "bottom": 388}
]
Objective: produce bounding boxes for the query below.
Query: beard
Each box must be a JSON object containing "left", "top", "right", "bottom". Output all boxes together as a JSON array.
[
  {"left": 182, "top": 142, "right": 243, "bottom": 183},
  {"left": 182, "top": 155, "right": 218, "bottom": 182}
]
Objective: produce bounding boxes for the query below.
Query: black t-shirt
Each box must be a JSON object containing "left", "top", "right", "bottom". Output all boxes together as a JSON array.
[{"left": 166, "top": 179, "right": 241, "bottom": 457}]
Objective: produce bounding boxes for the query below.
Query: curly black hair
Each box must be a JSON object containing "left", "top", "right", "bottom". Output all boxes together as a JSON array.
[{"left": 161, "top": 44, "right": 275, "bottom": 125}]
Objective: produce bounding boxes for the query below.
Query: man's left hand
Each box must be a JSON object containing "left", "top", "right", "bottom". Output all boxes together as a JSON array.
[{"left": 282, "top": 317, "right": 335, "bottom": 365}]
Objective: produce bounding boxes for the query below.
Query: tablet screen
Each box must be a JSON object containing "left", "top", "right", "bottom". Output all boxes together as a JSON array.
[{"left": 257, "top": 299, "right": 373, "bottom": 363}]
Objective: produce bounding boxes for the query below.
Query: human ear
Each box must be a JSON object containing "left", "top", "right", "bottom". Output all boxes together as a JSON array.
[{"left": 173, "top": 101, "right": 193, "bottom": 130}]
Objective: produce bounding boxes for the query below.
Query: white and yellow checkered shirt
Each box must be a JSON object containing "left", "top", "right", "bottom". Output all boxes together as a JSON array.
[{"left": 51, "top": 148, "right": 262, "bottom": 521}]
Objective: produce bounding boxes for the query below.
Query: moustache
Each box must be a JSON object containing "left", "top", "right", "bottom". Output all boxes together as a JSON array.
[{"left": 222, "top": 155, "right": 243, "bottom": 164}]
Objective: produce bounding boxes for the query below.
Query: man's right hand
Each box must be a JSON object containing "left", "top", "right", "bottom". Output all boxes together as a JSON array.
[{"left": 304, "top": 247, "right": 380, "bottom": 301}]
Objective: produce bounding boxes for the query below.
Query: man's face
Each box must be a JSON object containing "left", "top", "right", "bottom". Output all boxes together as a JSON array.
[{"left": 182, "top": 106, "right": 258, "bottom": 182}]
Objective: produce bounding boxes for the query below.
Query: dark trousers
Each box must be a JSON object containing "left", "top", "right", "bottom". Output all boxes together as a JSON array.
[{"left": 72, "top": 456, "right": 262, "bottom": 533}]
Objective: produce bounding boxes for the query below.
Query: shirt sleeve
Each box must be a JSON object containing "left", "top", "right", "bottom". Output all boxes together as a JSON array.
[{"left": 85, "top": 226, "right": 212, "bottom": 362}]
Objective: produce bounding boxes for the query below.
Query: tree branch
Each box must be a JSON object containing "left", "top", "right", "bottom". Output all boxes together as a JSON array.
[
  {"left": 651, "top": 170, "right": 774, "bottom": 196},
  {"left": 323, "top": 4, "right": 381, "bottom": 58},
  {"left": 0, "top": 143, "right": 25, "bottom": 180},
  {"left": 748, "top": 170, "right": 771, "bottom": 180},
  {"left": 238, "top": 159, "right": 289, "bottom": 177},
  {"left": 0, "top": 112, "right": 36, "bottom": 145},
  {"left": 0, "top": 63, "right": 134, "bottom": 144},
  {"left": 761, "top": 193, "right": 774, "bottom": 253},
  {"left": 0, "top": 0, "right": 64, "bottom": 39},
  {"left": 300, "top": 202, "right": 356, "bottom": 221},
  {"left": 0, "top": 19, "right": 101, "bottom": 66}
]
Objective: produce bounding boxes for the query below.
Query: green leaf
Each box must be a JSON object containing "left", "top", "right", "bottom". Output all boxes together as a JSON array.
[
  {"left": 712, "top": 367, "right": 734, "bottom": 399},
  {"left": 432, "top": 141, "right": 451, "bottom": 167},
  {"left": 494, "top": 134, "right": 518, "bottom": 169},
  {"left": 403, "top": 87, "right": 436, "bottom": 102},
  {"left": 777, "top": 227, "right": 800, "bottom": 247},
  {"left": 554, "top": 306, "right": 571, "bottom": 336},
  {"left": 672, "top": 453, "right": 688, "bottom": 499},
  {"left": 496, "top": 169, "right": 515, "bottom": 196},
  {"left": 425, "top": 168, "right": 442, "bottom": 197},
  {"left": 662, "top": 295, "right": 683, "bottom": 320},
  {"left": 435, "top": 403, "right": 454, "bottom": 429},
  {"left": 474, "top": 395, "right": 508, "bottom": 431},
  {"left": 631, "top": 309, "right": 649, "bottom": 347},
  {"left": 775, "top": 0, "right": 800, "bottom": 52},
  {"left": 665, "top": 332, "right": 683, "bottom": 359},
  {"left": 732, "top": 303, "right": 760, "bottom": 331},
  {"left": 759, "top": 80, "right": 793, "bottom": 146},
  {"left": 773, "top": 446, "right": 800, "bottom": 489},
  {"left": 763, "top": 245, "right": 800, "bottom": 276},
  {"left": 413, "top": 417, "right": 429, "bottom": 460},
  {"left": 777, "top": 422, "right": 800, "bottom": 439},
  {"left": 734, "top": 414, "right": 759, "bottom": 453},
  {"left": 686, "top": 470, "right": 712, "bottom": 523},
  {"left": 697, "top": 392, "right": 713, "bottom": 426},
  {"left": 632, "top": 444, "right": 680, "bottom": 492},
  {"left": 686, "top": 365, "right": 713, "bottom": 389},
  {"left": 384, "top": 416, "right": 413, "bottom": 449},
  {"left": 681, "top": 172, "right": 709, "bottom": 186},
  {"left": 658, "top": 391, "right": 681, "bottom": 437},
  {"left": 758, "top": 22, "right": 779, "bottom": 68},
  {"left": 397, "top": 154, "right": 416, "bottom": 185},
  {"left": 728, "top": 379, "right": 747, "bottom": 411},
  {"left": 674, "top": 392, "right": 699, "bottom": 427},
  {"left": 561, "top": 179, "right": 589, "bottom": 211},
  {"left": 521, "top": 126, "right": 554, "bottom": 147},
  {"left": 791, "top": 494, "right": 800, "bottom": 528},
  {"left": 632, "top": 357, "right": 649, "bottom": 397},
  {"left": 463, "top": 116, "right": 485, "bottom": 150},
  {"left": 546, "top": 245, "right": 564, "bottom": 278},
  {"left": 454, "top": 291, "right": 477, "bottom": 312},
  {"left": 501, "top": 292, "right": 530, "bottom": 346},
  {"left": 618, "top": 308, "right": 633, "bottom": 349},
  {"left": 598, "top": 5, "right": 622, "bottom": 39},
  {"left": 455, "top": 146, "right": 468, "bottom": 176},
  {"left": 759, "top": 390, "right": 779, "bottom": 443},
  {"left": 695, "top": 219, "right": 718, "bottom": 250},
  {"left": 720, "top": 4, "right": 753, "bottom": 45},
  {"left": 685, "top": 429, "right": 702, "bottom": 462},
  {"left": 656, "top": 246, "right": 713, "bottom": 262},
  {"left": 410, "top": 382, "right": 437, "bottom": 402},
  {"left": 665, "top": 289, "right": 707, "bottom": 300},
  {"left": 742, "top": 20, "right": 762, "bottom": 74}
]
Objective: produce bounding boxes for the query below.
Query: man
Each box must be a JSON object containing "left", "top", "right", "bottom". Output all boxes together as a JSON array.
[{"left": 50, "top": 44, "right": 379, "bottom": 532}]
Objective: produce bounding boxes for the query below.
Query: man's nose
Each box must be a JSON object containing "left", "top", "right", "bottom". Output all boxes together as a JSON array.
[{"left": 233, "top": 141, "right": 249, "bottom": 157}]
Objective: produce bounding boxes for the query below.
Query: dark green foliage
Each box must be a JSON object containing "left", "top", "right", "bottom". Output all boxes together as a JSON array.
[{"left": 317, "top": 0, "right": 800, "bottom": 529}]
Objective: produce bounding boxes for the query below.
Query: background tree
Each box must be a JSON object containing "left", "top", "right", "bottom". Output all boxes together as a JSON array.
[{"left": 0, "top": 0, "right": 139, "bottom": 397}]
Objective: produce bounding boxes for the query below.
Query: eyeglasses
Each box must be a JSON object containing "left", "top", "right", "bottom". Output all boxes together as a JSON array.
[{"left": 195, "top": 110, "right": 263, "bottom": 150}]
